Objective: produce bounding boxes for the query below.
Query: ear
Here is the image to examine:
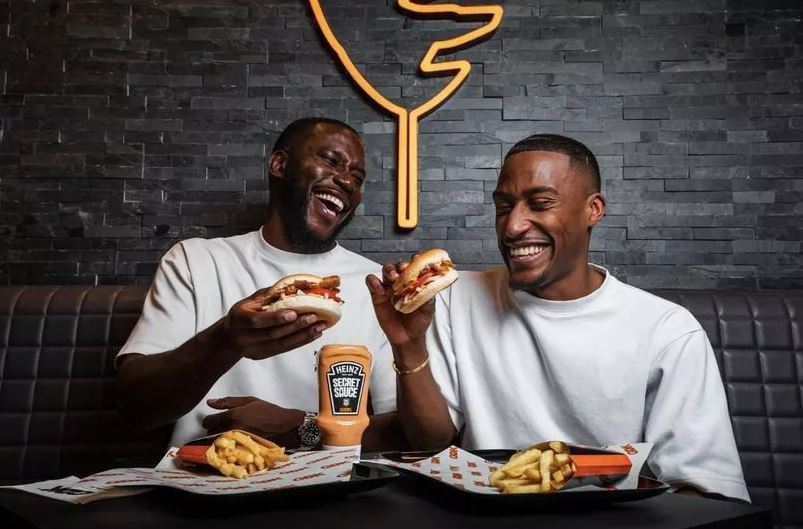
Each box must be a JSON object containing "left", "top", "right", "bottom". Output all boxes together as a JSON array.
[
  {"left": 586, "top": 192, "right": 606, "bottom": 228},
  {"left": 268, "top": 150, "right": 288, "bottom": 179}
]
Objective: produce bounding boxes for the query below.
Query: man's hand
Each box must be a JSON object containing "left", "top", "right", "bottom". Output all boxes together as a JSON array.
[
  {"left": 366, "top": 256, "right": 434, "bottom": 369},
  {"left": 221, "top": 289, "right": 328, "bottom": 361},
  {"left": 202, "top": 396, "right": 305, "bottom": 444}
]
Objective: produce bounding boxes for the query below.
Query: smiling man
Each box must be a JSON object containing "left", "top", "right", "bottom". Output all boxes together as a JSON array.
[
  {"left": 367, "top": 134, "right": 749, "bottom": 501},
  {"left": 116, "top": 117, "right": 402, "bottom": 450}
]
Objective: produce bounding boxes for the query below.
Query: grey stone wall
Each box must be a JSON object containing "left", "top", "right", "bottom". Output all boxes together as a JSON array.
[{"left": 1, "top": 0, "right": 801, "bottom": 288}]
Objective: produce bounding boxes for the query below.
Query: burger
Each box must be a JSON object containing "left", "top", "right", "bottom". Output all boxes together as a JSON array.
[
  {"left": 261, "top": 274, "right": 343, "bottom": 327},
  {"left": 392, "top": 249, "right": 458, "bottom": 314}
]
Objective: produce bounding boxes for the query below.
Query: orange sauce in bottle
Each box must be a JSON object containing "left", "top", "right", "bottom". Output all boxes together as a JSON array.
[{"left": 316, "top": 344, "right": 372, "bottom": 452}]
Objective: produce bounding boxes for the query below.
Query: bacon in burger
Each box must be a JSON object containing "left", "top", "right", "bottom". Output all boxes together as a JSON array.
[{"left": 392, "top": 249, "right": 458, "bottom": 314}]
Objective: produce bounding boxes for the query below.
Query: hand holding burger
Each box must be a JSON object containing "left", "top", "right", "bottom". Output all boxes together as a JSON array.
[
  {"left": 366, "top": 249, "right": 458, "bottom": 360},
  {"left": 218, "top": 274, "right": 342, "bottom": 362},
  {"left": 260, "top": 274, "right": 344, "bottom": 327}
]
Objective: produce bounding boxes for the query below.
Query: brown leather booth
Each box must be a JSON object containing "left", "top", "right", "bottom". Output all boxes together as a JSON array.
[{"left": 0, "top": 285, "right": 801, "bottom": 528}]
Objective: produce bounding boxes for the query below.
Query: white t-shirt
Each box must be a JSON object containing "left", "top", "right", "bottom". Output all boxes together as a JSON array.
[
  {"left": 117, "top": 228, "right": 395, "bottom": 447},
  {"left": 428, "top": 265, "right": 749, "bottom": 502}
]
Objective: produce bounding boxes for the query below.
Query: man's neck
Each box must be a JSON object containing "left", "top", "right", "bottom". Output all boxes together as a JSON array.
[{"left": 532, "top": 264, "right": 605, "bottom": 301}]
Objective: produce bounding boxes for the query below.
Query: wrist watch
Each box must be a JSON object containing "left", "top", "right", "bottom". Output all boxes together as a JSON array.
[{"left": 297, "top": 411, "right": 322, "bottom": 450}]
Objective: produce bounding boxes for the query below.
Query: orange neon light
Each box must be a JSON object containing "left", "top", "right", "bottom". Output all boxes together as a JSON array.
[{"left": 309, "top": 0, "right": 504, "bottom": 229}]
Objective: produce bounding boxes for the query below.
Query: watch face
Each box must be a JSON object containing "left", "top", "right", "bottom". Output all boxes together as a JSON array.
[{"left": 299, "top": 416, "right": 322, "bottom": 447}]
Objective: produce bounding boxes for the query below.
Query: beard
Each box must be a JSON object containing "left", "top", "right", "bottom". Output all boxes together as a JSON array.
[
  {"left": 506, "top": 265, "right": 549, "bottom": 294},
  {"left": 278, "top": 169, "right": 355, "bottom": 253}
]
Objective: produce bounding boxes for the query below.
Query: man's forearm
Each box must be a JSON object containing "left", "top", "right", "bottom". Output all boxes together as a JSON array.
[
  {"left": 117, "top": 318, "right": 240, "bottom": 429},
  {"left": 361, "top": 412, "right": 408, "bottom": 452},
  {"left": 394, "top": 342, "right": 457, "bottom": 450}
]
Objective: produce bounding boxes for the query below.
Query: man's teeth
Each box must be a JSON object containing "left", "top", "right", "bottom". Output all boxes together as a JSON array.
[
  {"left": 510, "top": 245, "right": 548, "bottom": 257},
  {"left": 314, "top": 193, "right": 344, "bottom": 213}
]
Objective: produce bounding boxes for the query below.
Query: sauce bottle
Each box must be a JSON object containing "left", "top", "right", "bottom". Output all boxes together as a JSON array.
[{"left": 317, "top": 344, "right": 372, "bottom": 453}]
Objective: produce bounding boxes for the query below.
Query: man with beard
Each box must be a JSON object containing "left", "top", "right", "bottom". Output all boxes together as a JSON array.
[
  {"left": 367, "top": 134, "right": 749, "bottom": 501},
  {"left": 117, "top": 118, "right": 402, "bottom": 450}
]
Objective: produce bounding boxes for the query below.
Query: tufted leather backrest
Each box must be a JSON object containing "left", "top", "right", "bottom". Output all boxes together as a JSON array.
[
  {"left": 654, "top": 289, "right": 803, "bottom": 529},
  {"left": 0, "top": 285, "right": 170, "bottom": 483},
  {"left": 0, "top": 286, "right": 800, "bottom": 526}
]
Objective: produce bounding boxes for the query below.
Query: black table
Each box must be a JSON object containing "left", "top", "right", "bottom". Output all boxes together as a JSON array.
[{"left": 0, "top": 477, "right": 772, "bottom": 529}]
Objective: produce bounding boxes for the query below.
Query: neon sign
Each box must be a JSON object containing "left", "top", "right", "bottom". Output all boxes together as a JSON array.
[{"left": 309, "top": 1, "right": 504, "bottom": 228}]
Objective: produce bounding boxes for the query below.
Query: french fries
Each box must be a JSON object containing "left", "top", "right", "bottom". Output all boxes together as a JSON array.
[
  {"left": 490, "top": 441, "right": 577, "bottom": 494},
  {"left": 188, "top": 430, "right": 289, "bottom": 479}
]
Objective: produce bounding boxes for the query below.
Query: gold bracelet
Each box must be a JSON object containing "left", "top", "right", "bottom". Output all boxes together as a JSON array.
[{"left": 392, "top": 355, "right": 430, "bottom": 376}]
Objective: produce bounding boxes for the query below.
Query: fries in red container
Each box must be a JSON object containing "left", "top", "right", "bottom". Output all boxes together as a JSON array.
[{"left": 177, "top": 430, "right": 288, "bottom": 479}]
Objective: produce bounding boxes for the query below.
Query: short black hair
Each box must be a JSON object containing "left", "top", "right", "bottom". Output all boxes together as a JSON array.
[
  {"left": 271, "top": 117, "right": 360, "bottom": 154},
  {"left": 505, "top": 134, "right": 601, "bottom": 192}
]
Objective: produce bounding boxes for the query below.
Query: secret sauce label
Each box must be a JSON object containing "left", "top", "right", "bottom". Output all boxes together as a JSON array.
[{"left": 325, "top": 361, "right": 366, "bottom": 415}]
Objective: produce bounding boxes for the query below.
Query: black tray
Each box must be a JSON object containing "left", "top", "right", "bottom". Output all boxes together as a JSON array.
[{"left": 371, "top": 449, "right": 669, "bottom": 507}]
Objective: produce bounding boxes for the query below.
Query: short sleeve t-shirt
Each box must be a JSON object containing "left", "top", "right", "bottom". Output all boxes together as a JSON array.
[
  {"left": 117, "top": 228, "right": 395, "bottom": 447},
  {"left": 427, "top": 265, "right": 749, "bottom": 502}
]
